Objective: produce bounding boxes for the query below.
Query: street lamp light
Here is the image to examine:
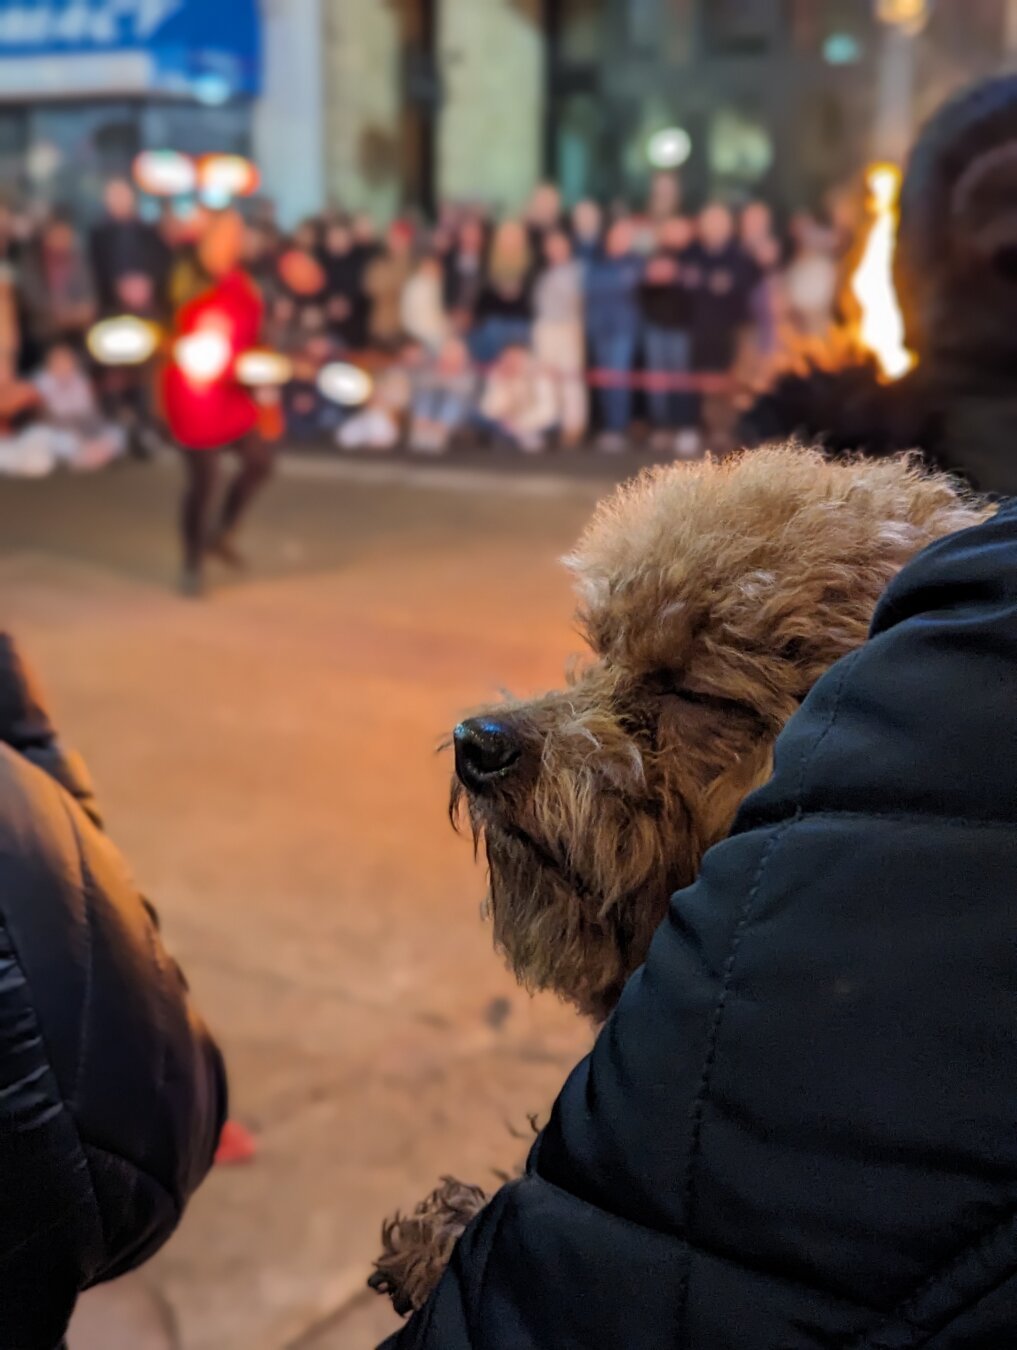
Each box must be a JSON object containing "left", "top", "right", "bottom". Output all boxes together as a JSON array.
[{"left": 876, "top": 0, "right": 930, "bottom": 34}]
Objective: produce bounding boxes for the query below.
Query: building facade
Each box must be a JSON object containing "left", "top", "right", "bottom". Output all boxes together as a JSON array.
[
  {"left": 316, "top": 0, "right": 1017, "bottom": 221},
  {"left": 1, "top": 1, "right": 1016, "bottom": 225},
  {"left": 0, "top": 0, "right": 261, "bottom": 219}
]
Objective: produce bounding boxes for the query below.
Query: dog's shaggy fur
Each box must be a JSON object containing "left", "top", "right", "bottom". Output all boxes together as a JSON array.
[{"left": 373, "top": 445, "right": 988, "bottom": 1314}]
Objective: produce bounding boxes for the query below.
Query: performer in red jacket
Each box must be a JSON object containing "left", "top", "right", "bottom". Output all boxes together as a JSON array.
[{"left": 163, "top": 210, "right": 274, "bottom": 596}]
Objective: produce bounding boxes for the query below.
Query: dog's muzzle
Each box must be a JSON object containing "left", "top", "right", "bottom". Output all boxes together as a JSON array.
[{"left": 454, "top": 717, "right": 521, "bottom": 792}]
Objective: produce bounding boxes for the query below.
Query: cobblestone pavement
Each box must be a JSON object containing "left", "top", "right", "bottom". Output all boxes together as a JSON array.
[{"left": 0, "top": 459, "right": 612, "bottom": 1349}]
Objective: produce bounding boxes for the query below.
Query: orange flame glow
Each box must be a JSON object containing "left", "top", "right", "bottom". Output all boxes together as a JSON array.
[{"left": 851, "top": 163, "right": 915, "bottom": 381}]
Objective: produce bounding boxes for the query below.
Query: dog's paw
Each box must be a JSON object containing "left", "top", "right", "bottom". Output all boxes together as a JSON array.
[{"left": 369, "top": 1177, "right": 489, "bottom": 1316}]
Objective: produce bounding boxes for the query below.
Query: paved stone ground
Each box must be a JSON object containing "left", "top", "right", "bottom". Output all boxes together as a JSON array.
[{"left": 0, "top": 458, "right": 616, "bottom": 1350}]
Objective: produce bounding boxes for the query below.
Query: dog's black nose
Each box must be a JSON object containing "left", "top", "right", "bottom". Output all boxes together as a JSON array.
[{"left": 454, "top": 718, "right": 521, "bottom": 790}]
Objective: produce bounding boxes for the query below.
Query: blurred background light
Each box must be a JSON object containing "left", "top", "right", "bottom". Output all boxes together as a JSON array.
[
  {"left": 192, "top": 74, "right": 233, "bottom": 107},
  {"left": 646, "top": 126, "right": 692, "bottom": 170},
  {"left": 823, "top": 33, "right": 863, "bottom": 65},
  {"left": 198, "top": 154, "right": 261, "bottom": 200},
  {"left": 134, "top": 151, "right": 198, "bottom": 198}
]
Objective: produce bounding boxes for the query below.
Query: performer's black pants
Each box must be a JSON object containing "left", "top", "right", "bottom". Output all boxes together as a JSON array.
[{"left": 179, "top": 438, "right": 275, "bottom": 571}]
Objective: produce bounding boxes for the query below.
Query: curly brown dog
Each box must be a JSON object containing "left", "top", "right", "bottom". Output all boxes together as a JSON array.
[{"left": 371, "top": 444, "right": 987, "bottom": 1316}]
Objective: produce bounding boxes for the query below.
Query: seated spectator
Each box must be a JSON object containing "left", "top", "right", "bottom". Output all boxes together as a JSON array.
[
  {"left": 364, "top": 221, "right": 415, "bottom": 351},
  {"left": 283, "top": 350, "right": 330, "bottom": 442},
  {"left": 0, "top": 351, "right": 52, "bottom": 477},
  {"left": 533, "top": 229, "right": 587, "bottom": 447},
  {"left": 640, "top": 215, "right": 696, "bottom": 452},
  {"left": 479, "top": 343, "right": 557, "bottom": 453},
  {"left": 19, "top": 215, "right": 96, "bottom": 365},
  {"left": 401, "top": 252, "right": 451, "bottom": 352},
  {"left": 409, "top": 336, "right": 478, "bottom": 455},
  {"left": 33, "top": 341, "right": 125, "bottom": 471},
  {"left": 472, "top": 220, "right": 534, "bottom": 363},
  {"left": 585, "top": 219, "right": 643, "bottom": 453},
  {"left": 337, "top": 341, "right": 422, "bottom": 452}
]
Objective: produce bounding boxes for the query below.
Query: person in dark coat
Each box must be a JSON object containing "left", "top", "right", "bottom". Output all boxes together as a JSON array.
[
  {"left": 382, "top": 497, "right": 1017, "bottom": 1349},
  {"left": 0, "top": 633, "right": 227, "bottom": 1350},
  {"left": 88, "top": 179, "right": 170, "bottom": 321}
]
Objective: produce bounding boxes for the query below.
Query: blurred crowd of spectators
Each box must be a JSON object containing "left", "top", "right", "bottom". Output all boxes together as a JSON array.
[{"left": 0, "top": 171, "right": 857, "bottom": 473}]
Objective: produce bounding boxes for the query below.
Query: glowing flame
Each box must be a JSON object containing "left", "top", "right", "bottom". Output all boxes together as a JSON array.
[{"left": 851, "top": 163, "right": 915, "bottom": 381}]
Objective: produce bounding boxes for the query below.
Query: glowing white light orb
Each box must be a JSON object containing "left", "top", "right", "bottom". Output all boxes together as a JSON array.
[
  {"left": 87, "top": 316, "right": 161, "bottom": 367},
  {"left": 175, "top": 330, "right": 232, "bottom": 384},
  {"left": 134, "top": 150, "right": 197, "bottom": 198},
  {"left": 236, "top": 349, "right": 293, "bottom": 387},
  {"left": 317, "top": 362, "right": 373, "bottom": 407},
  {"left": 647, "top": 127, "right": 692, "bottom": 170}
]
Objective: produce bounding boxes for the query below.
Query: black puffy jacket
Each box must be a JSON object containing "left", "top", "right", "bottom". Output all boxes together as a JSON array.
[
  {"left": 0, "top": 635, "right": 226, "bottom": 1350},
  {"left": 385, "top": 501, "right": 1017, "bottom": 1349}
]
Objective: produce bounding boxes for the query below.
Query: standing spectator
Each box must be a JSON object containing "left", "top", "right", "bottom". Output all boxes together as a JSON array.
[
  {"left": 585, "top": 218, "right": 643, "bottom": 453},
  {"left": 351, "top": 211, "right": 382, "bottom": 269},
  {"left": 533, "top": 228, "right": 587, "bottom": 447},
  {"left": 526, "top": 181, "right": 565, "bottom": 254},
  {"left": 363, "top": 220, "right": 415, "bottom": 350},
  {"left": 291, "top": 218, "right": 321, "bottom": 255},
  {"left": 88, "top": 179, "right": 170, "bottom": 320},
  {"left": 472, "top": 220, "right": 534, "bottom": 364},
  {"left": 640, "top": 215, "right": 696, "bottom": 452},
  {"left": 444, "top": 216, "right": 488, "bottom": 333},
  {"left": 89, "top": 179, "right": 171, "bottom": 456},
  {"left": 682, "top": 203, "right": 759, "bottom": 456},
  {"left": 19, "top": 215, "right": 96, "bottom": 364},
  {"left": 647, "top": 169, "right": 682, "bottom": 223},
  {"left": 401, "top": 251, "right": 451, "bottom": 352},
  {"left": 571, "top": 198, "right": 603, "bottom": 263},
  {"left": 319, "top": 220, "right": 365, "bottom": 348},
  {"left": 783, "top": 211, "right": 839, "bottom": 341},
  {"left": 739, "top": 200, "right": 783, "bottom": 379}
]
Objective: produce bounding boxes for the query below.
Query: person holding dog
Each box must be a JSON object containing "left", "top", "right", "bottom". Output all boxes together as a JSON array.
[
  {"left": 0, "top": 633, "right": 226, "bottom": 1349},
  {"left": 380, "top": 473, "right": 1017, "bottom": 1346}
]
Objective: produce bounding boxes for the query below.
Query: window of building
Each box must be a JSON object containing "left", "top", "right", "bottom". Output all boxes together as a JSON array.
[
  {"left": 702, "top": 0, "right": 772, "bottom": 54},
  {"left": 554, "top": 0, "right": 604, "bottom": 63}
]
